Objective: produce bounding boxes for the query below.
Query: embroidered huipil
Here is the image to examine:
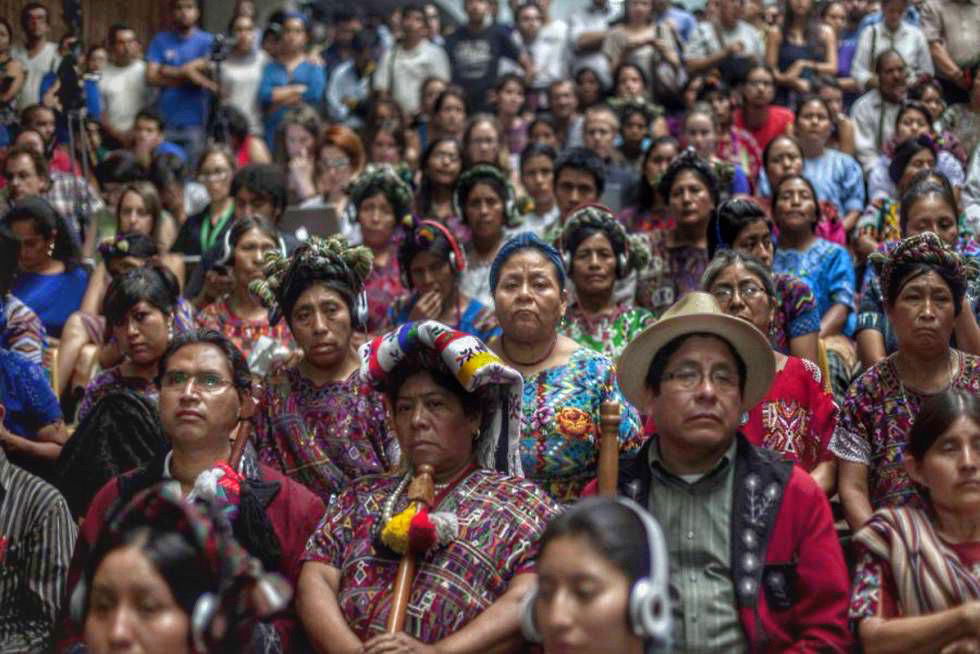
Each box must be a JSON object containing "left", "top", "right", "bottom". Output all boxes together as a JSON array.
[
  {"left": 253, "top": 368, "right": 399, "bottom": 504},
  {"left": 560, "top": 302, "right": 654, "bottom": 360},
  {"left": 520, "top": 347, "right": 645, "bottom": 503},
  {"left": 302, "top": 469, "right": 560, "bottom": 643}
]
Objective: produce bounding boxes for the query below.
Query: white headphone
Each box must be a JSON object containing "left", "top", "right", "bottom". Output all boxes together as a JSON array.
[{"left": 521, "top": 497, "right": 672, "bottom": 652}]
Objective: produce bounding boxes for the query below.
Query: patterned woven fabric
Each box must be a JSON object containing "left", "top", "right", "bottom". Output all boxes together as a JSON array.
[
  {"left": 560, "top": 302, "right": 653, "bottom": 360},
  {"left": 770, "top": 273, "right": 820, "bottom": 354},
  {"left": 77, "top": 366, "right": 159, "bottom": 424},
  {"left": 520, "top": 347, "right": 645, "bottom": 503},
  {"left": 774, "top": 238, "right": 857, "bottom": 337},
  {"left": 302, "top": 468, "right": 560, "bottom": 643},
  {"left": 253, "top": 367, "right": 400, "bottom": 505}
]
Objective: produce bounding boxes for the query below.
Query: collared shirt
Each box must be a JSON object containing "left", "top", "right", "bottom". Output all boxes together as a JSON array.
[
  {"left": 850, "top": 89, "right": 901, "bottom": 171},
  {"left": 920, "top": 0, "right": 980, "bottom": 68},
  {"left": 647, "top": 439, "right": 747, "bottom": 654},
  {"left": 0, "top": 447, "right": 76, "bottom": 653},
  {"left": 851, "top": 21, "right": 933, "bottom": 89}
]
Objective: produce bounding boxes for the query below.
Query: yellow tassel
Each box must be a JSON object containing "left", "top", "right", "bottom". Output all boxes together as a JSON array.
[{"left": 381, "top": 505, "right": 418, "bottom": 555}]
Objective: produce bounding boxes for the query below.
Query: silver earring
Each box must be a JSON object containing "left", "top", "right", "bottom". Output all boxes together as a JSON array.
[{"left": 739, "top": 411, "right": 749, "bottom": 426}]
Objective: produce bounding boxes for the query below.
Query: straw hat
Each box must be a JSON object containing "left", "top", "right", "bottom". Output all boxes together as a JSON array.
[{"left": 617, "top": 292, "right": 775, "bottom": 410}]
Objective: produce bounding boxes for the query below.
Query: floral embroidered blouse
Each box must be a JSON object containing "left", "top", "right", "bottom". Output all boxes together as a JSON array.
[{"left": 560, "top": 302, "right": 654, "bottom": 361}]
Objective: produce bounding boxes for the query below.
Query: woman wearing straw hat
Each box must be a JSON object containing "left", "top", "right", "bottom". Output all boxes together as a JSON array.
[
  {"left": 297, "top": 321, "right": 561, "bottom": 652},
  {"left": 612, "top": 291, "right": 852, "bottom": 651}
]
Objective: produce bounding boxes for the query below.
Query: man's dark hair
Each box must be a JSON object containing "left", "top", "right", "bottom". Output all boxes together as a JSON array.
[
  {"left": 20, "top": 104, "right": 54, "bottom": 130},
  {"left": 20, "top": 2, "right": 49, "bottom": 33},
  {"left": 157, "top": 328, "right": 252, "bottom": 392},
  {"left": 4, "top": 143, "right": 49, "bottom": 182},
  {"left": 231, "top": 164, "right": 288, "bottom": 216},
  {"left": 644, "top": 332, "right": 747, "bottom": 396},
  {"left": 135, "top": 109, "right": 165, "bottom": 132},
  {"left": 520, "top": 142, "right": 557, "bottom": 171},
  {"left": 95, "top": 151, "right": 146, "bottom": 186},
  {"left": 874, "top": 48, "right": 905, "bottom": 75},
  {"left": 107, "top": 23, "right": 131, "bottom": 47},
  {"left": 401, "top": 3, "right": 427, "bottom": 21},
  {"left": 554, "top": 147, "right": 606, "bottom": 196}
]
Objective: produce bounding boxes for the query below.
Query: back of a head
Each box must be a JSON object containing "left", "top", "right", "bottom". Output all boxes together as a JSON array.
[{"left": 55, "top": 391, "right": 168, "bottom": 520}]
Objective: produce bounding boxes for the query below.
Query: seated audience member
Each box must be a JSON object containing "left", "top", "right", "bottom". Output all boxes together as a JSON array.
[
  {"left": 128, "top": 109, "right": 189, "bottom": 166},
  {"left": 732, "top": 64, "right": 795, "bottom": 151},
  {"left": 525, "top": 496, "right": 672, "bottom": 654},
  {"left": 490, "top": 233, "right": 644, "bottom": 502},
  {"left": 702, "top": 251, "right": 838, "bottom": 493},
  {"left": 549, "top": 146, "right": 606, "bottom": 237},
  {"left": 707, "top": 197, "right": 821, "bottom": 365},
  {"left": 297, "top": 321, "right": 561, "bottom": 650},
  {"left": 54, "top": 390, "right": 167, "bottom": 521},
  {"left": 516, "top": 143, "right": 560, "bottom": 239},
  {"left": 2, "top": 196, "right": 89, "bottom": 339},
  {"left": 558, "top": 204, "right": 653, "bottom": 360},
  {"left": 832, "top": 233, "right": 980, "bottom": 530},
  {"left": 386, "top": 220, "right": 499, "bottom": 341},
  {"left": 171, "top": 145, "right": 237, "bottom": 258},
  {"left": 196, "top": 217, "right": 293, "bottom": 367},
  {"left": 0, "top": 223, "right": 45, "bottom": 365},
  {"left": 0, "top": 433, "right": 75, "bottom": 652},
  {"left": 62, "top": 329, "right": 326, "bottom": 652},
  {"left": 76, "top": 265, "right": 181, "bottom": 423},
  {"left": 614, "top": 291, "right": 852, "bottom": 651},
  {"left": 250, "top": 236, "right": 398, "bottom": 503},
  {"left": 618, "top": 135, "right": 679, "bottom": 234},
  {"left": 582, "top": 104, "right": 637, "bottom": 212},
  {"left": 72, "top": 483, "right": 290, "bottom": 653},
  {"left": 850, "top": 390, "right": 980, "bottom": 653},
  {"left": 681, "top": 103, "right": 752, "bottom": 196},
  {"left": 936, "top": 62, "right": 980, "bottom": 157},
  {"left": 851, "top": 49, "right": 908, "bottom": 171}
]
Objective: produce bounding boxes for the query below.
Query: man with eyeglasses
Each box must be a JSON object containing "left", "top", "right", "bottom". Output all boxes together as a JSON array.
[
  {"left": 732, "top": 64, "right": 795, "bottom": 150},
  {"left": 608, "top": 291, "right": 851, "bottom": 652},
  {"left": 58, "top": 329, "right": 325, "bottom": 653}
]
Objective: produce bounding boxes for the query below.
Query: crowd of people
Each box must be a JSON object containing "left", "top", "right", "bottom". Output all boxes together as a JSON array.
[{"left": 1, "top": 0, "right": 980, "bottom": 650}]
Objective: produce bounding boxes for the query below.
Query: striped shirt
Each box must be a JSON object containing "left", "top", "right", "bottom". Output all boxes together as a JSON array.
[
  {"left": 3, "top": 294, "right": 46, "bottom": 367},
  {"left": 0, "top": 448, "right": 77, "bottom": 653}
]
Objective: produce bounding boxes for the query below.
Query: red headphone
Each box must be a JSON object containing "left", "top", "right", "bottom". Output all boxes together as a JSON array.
[{"left": 401, "top": 219, "right": 467, "bottom": 288}]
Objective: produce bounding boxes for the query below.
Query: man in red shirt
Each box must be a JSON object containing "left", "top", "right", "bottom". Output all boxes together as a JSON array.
[{"left": 733, "top": 64, "right": 795, "bottom": 150}]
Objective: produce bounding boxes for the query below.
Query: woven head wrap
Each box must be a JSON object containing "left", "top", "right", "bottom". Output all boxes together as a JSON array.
[
  {"left": 360, "top": 320, "right": 524, "bottom": 476},
  {"left": 75, "top": 482, "right": 290, "bottom": 651},
  {"left": 608, "top": 95, "right": 665, "bottom": 125},
  {"left": 453, "top": 164, "right": 522, "bottom": 228},
  {"left": 870, "top": 231, "right": 977, "bottom": 304},
  {"left": 489, "top": 232, "right": 566, "bottom": 294},
  {"left": 346, "top": 163, "right": 415, "bottom": 223},
  {"left": 561, "top": 203, "right": 651, "bottom": 278},
  {"left": 250, "top": 235, "right": 373, "bottom": 326}
]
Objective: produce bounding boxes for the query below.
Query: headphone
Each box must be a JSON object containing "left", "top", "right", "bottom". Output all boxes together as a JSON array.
[
  {"left": 560, "top": 203, "right": 630, "bottom": 279},
  {"left": 351, "top": 290, "right": 369, "bottom": 330},
  {"left": 520, "top": 497, "right": 672, "bottom": 652},
  {"left": 217, "top": 221, "right": 288, "bottom": 268},
  {"left": 400, "top": 219, "right": 467, "bottom": 289}
]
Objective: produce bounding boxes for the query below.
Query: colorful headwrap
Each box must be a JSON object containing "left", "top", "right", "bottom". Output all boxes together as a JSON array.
[
  {"left": 870, "top": 231, "right": 977, "bottom": 300},
  {"left": 561, "top": 204, "right": 651, "bottom": 278},
  {"left": 346, "top": 163, "right": 415, "bottom": 222},
  {"left": 608, "top": 95, "right": 665, "bottom": 124},
  {"left": 97, "top": 233, "right": 156, "bottom": 262},
  {"left": 250, "top": 235, "right": 373, "bottom": 325},
  {"left": 452, "top": 164, "right": 522, "bottom": 228},
  {"left": 76, "top": 482, "right": 290, "bottom": 652},
  {"left": 359, "top": 320, "right": 524, "bottom": 477},
  {"left": 489, "top": 232, "right": 566, "bottom": 293}
]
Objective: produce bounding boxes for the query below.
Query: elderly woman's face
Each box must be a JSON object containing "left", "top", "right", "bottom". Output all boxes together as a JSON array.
[
  {"left": 493, "top": 249, "right": 567, "bottom": 342},
  {"left": 906, "top": 416, "right": 980, "bottom": 515},
  {"left": 290, "top": 283, "right": 353, "bottom": 371},
  {"left": 708, "top": 264, "right": 774, "bottom": 335},
  {"left": 111, "top": 301, "right": 171, "bottom": 368},
  {"left": 732, "top": 220, "right": 774, "bottom": 268},
  {"left": 570, "top": 232, "right": 617, "bottom": 299},
  {"left": 83, "top": 545, "right": 191, "bottom": 654},
  {"left": 904, "top": 194, "right": 958, "bottom": 245},
  {"left": 887, "top": 270, "right": 957, "bottom": 354},
  {"left": 232, "top": 228, "right": 278, "bottom": 292},
  {"left": 358, "top": 192, "right": 397, "bottom": 248},
  {"left": 535, "top": 535, "right": 639, "bottom": 654},
  {"left": 393, "top": 370, "right": 480, "bottom": 478}
]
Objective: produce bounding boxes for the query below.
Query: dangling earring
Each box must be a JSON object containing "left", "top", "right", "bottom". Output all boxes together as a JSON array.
[
  {"left": 739, "top": 411, "right": 749, "bottom": 426},
  {"left": 167, "top": 321, "right": 175, "bottom": 341},
  {"left": 47, "top": 241, "right": 55, "bottom": 256}
]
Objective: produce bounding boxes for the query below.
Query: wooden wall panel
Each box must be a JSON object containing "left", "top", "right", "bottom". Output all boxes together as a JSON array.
[{"left": 0, "top": 0, "right": 171, "bottom": 52}]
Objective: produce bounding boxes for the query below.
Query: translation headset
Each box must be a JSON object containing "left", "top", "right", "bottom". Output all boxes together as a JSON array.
[
  {"left": 520, "top": 497, "right": 673, "bottom": 652},
  {"left": 216, "top": 223, "right": 288, "bottom": 269},
  {"left": 400, "top": 219, "right": 467, "bottom": 289},
  {"left": 560, "top": 203, "right": 631, "bottom": 279}
]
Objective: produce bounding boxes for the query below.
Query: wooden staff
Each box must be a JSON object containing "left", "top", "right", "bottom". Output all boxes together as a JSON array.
[
  {"left": 228, "top": 396, "right": 258, "bottom": 471},
  {"left": 387, "top": 463, "right": 435, "bottom": 633},
  {"left": 598, "top": 401, "right": 622, "bottom": 497}
]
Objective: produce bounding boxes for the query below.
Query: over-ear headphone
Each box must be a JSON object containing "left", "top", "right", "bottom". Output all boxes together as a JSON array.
[
  {"left": 217, "top": 223, "right": 288, "bottom": 268},
  {"left": 400, "top": 220, "right": 467, "bottom": 289},
  {"left": 351, "top": 290, "right": 369, "bottom": 330},
  {"left": 560, "top": 203, "right": 631, "bottom": 279},
  {"left": 520, "top": 497, "right": 672, "bottom": 652}
]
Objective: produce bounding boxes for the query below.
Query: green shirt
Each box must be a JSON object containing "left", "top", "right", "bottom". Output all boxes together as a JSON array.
[{"left": 648, "top": 439, "right": 747, "bottom": 654}]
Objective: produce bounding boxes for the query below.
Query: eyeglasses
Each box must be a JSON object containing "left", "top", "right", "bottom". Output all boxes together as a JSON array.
[
  {"left": 320, "top": 157, "right": 351, "bottom": 170},
  {"left": 745, "top": 79, "right": 775, "bottom": 88},
  {"left": 198, "top": 169, "right": 230, "bottom": 182},
  {"left": 710, "top": 282, "right": 767, "bottom": 305},
  {"left": 160, "top": 370, "right": 233, "bottom": 393},
  {"left": 662, "top": 366, "right": 739, "bottom": 391},
  {"left": 431, "top": 151, "right": 460, "bottom": 163}
]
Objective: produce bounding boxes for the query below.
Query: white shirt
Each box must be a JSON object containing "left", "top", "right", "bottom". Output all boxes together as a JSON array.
[
  {"left": 220, "top": 50, "right": 268, "bottom": 136},
  {"left": 568, "top": 3, "right": 617, "bottom": 87},
  {"left": 851, "top": 21, "right": 933, "bottom": 90},
  {"left": 684, "top": 20, "right": 764, "bottom": 62},
  {"left": 849, "top": 88, "right": 901, "bottom": 172},
  {"left": 516, "top": 20, "right": 570, "bottom": 90},
  {"left": 99, "top": 60, "right": 152, "bottom": 133},
  {"left": 964, "top": 148, "right": 980, "bottom": 237},
  {"left": 373, "top": 39, "right": 450, "bottom": 118},
  {"left": 12, "top": 41, "right": 60, "bottom": 110}
]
